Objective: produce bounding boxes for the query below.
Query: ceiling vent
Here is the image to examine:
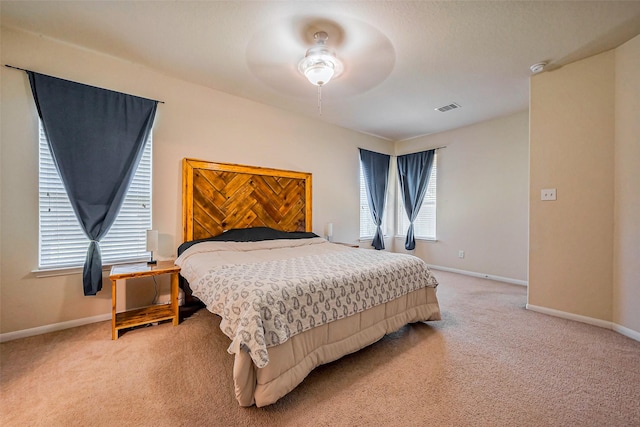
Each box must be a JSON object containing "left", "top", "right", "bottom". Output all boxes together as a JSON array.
[{"left": 435, "top": 102, "right": 461, "bottom": 113}]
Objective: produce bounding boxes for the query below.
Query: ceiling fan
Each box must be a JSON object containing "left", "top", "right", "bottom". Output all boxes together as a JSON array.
[
  {"left": 297, "top": 31, "right": 343, "bottom": 114},
  {"left": 245, "top": 16, "right": 396, "bottom": 109},
  {"left": 298, "top": 31, "right": 343, "bottom": 87}
]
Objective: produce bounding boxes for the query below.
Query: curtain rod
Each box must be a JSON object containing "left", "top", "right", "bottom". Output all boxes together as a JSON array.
[
  {"left": 401, "top": 145, "right": 447, "bottom": 155},
  {"left": 4, "top": 64, "right": 165, "bottom": 104},
  {"left": 360, "top": 145, "right": 447, "bottom": 156},
  {"left": 392, "top": 146, "right": 447, "bottom": 158}
]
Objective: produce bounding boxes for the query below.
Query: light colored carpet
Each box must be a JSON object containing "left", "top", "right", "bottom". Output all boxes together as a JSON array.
[{"left": 1, "top": 271, "right": 639, "bottom": 426}]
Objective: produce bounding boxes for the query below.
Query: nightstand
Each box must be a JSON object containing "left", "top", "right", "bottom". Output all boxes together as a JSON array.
[{"left": 109, "top": 260, "right": 181, "bottom": 340}]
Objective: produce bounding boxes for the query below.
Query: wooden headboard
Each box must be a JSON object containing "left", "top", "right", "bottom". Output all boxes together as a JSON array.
[{"left": 182, "top": 158, "right": 312, "bottom": 242}]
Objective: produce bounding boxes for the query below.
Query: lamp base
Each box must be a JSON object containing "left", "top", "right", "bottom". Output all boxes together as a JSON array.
[{"left": 147, "top": 252, "right": 157, "bottom": 265}]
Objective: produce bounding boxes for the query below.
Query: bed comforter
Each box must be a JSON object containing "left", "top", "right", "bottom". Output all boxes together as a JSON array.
[{"left": 176, "top": 237, "right": 441, "bottom": 406}]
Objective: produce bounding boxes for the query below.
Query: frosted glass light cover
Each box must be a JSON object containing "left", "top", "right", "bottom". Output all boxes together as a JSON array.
[{"left": 304, "top": 63, "right": 335, "bottom": 86}]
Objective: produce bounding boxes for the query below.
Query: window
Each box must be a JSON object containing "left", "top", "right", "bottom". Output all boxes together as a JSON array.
[
  {"left": 397, "top": 154, "right": 437, "bottom": 240},
  {"left": 38, "top": 123, "right": 152, "bottom": 269},
  {"left": 359, "top": 162, "right": 379, "bottom": 239}
]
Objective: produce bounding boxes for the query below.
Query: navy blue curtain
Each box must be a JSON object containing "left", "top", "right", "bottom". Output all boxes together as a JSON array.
[
  {"left": 397, "top": 150, "right": 435, "bottom": 250},
  {"left": 359, "top": 148, "right": 390, "bottom": 250},
  {"left": 27, "top": 72, "right": 158, "bottom": 295}
]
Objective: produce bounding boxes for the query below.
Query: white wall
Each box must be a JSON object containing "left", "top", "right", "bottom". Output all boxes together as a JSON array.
[
  {"left": 0, "top": 27, "right": 390, "bottom": 334},
  {"left": 393, "top": 112, "right": 530, "bottom": 283}
]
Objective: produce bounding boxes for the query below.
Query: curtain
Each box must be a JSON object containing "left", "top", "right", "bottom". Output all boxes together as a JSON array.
[
  {"left": 27, "top": 72, "right": 158, "bottom": 296},
  {"left": 397, "top": 149, "right": 435, "bottom": 250},
  {"left": 359, "top": 148, "right": 390, "bottom": 250}
]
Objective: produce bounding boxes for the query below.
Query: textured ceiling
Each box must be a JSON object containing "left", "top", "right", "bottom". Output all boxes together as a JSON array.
[{"left": 2, "top": 1, "right": 640, "bottom": 141}]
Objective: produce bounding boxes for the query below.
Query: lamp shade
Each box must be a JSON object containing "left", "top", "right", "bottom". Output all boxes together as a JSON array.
[{"left": 146, "top": 229, "right": 158, "bottom": 252}]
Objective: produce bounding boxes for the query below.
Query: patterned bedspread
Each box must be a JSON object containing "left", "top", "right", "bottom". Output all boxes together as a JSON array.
[{"left": 176, "top": 239, "right": 438, "bottom": 368}]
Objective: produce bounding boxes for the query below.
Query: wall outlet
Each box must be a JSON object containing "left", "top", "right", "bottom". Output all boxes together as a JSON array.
[
  {"left": 458, "top": 250, "right": 465, "bottom": 259},
  {"left": 541, "top": 188, "right": 557, "bottom": 201}
]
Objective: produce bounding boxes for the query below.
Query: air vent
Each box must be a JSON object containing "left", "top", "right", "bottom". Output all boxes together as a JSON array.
[{"left": 435, "top": 102, "right": 461, "bottom": 113}]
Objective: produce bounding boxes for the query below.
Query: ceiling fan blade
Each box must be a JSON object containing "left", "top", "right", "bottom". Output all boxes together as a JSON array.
[{"left": 246, "top": 15, "right": 396, "bottom": 98}]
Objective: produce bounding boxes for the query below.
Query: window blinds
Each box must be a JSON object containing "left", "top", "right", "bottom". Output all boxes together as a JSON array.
[
  {"left": 359, "top": 162, "right": 379, "bottom": 239},
  {"left": 38, "top": 124, "right": 152, "bottom": 269},
  {"left": 397, "top": 156, "right": 437, "bottom": 240}
]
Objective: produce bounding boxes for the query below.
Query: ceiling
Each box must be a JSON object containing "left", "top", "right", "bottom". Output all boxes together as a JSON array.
[{"left": 2, "top": 1, "right": 640, "bottom": 141}]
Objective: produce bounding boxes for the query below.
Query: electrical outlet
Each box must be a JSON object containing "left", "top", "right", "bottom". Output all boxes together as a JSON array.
[
  {"left": 541, "top": 188, "right": 557, "bottom": 201},
  {"left": 458, "top": 250, "right": 464, "bottom": 259}
]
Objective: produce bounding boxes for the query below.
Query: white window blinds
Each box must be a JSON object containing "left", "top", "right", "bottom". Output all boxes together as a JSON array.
[
  {"left": 38, "top": 123, "right": 152, "bottom": 269},
  {"left": 359, "top": 162, "right": 379, "bottom": 239},
  {"left": 397, "top": 155, "right": 437, "bottom": 240}
]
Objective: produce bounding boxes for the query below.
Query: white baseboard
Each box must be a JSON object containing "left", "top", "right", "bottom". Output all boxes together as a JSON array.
[
  {"left": 612, "top": 323, "right": 640, "bottom": 342},
  {"left": 4, "top": 289, "right": 638, "bottom": 346},
  {"left": 0, "top": 313, "right": 111, "bottom": 343},
  {"left": 526, "top": 304, "right": 640, "bottom": 343},
  {"left": 525, "top": 304, "right": 613, "bottom": 329},
  {"left": 427, "top": 264, "right": 528, "bottom": 287}
]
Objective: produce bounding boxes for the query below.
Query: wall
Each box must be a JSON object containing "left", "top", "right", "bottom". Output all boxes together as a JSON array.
[
  {"left": 613, "top": 35, "right": 640, "bottom": 334},
  {"left": 0, "top": 27, "right": 390, "bottom": 335},
  {"left": 529, "top": 51, "right": 615, "bottom": 321},
  {"left": 393, "top": 112, "right": 530, "bottom": 283}
]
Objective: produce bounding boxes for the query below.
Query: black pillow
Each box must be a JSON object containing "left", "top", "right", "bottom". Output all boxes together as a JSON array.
[{"left": 177, "top": 227, "right": 319, "bottom": 256}]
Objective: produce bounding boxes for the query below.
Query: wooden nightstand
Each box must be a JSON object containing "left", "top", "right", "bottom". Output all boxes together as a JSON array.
[{"left": 109, "top": 260, "right": 181, "bottom": 340}]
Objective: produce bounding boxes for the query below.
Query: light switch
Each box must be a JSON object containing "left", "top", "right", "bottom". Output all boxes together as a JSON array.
[{"left": 541, "top": 188, "right": 557, "bottom": 201}]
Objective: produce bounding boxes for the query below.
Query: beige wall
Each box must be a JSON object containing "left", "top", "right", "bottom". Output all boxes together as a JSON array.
[
  {"left": 3, "top": 24, "right": 637, "bottom": 339},
  {"left": 529, "top": 34, "right": 639, "bottom": 337},
  {"left": 613, "top": 35, "right": 640, "bottom": 333},
  {"left": 393, "top": 112, "right": 530, "bottom": 282},
  {"left": 529, "top": 51, "right": 617, "bottom": 321},
  {"left": 0, "top": 27, "right": 390, "bottom": 334}
]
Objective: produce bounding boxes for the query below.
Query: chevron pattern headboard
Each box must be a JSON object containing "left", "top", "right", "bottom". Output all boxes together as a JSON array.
[{"left": 181, "top": 158, "right": 312, "bottom": 242}]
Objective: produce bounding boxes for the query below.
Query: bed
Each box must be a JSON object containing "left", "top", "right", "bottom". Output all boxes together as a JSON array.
[{"left": 177, "top": 158, "right": 441, "bottom": 407}]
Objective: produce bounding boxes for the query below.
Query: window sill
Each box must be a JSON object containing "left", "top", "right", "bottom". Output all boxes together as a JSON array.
[
  {"left": 33, "top": 258, "right": 149, "bottom": 278},
  {"left": 359, "top": 236, "right": 438, "bottom": 243},
  {"left": 393, "top": 235, "right": 438, "bottom": 242},
  {"left": 358, "top": 235, "right": 390, "bottom": 242}
]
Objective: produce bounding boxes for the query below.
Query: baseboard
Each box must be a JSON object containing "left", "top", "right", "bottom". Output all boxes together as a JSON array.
[
  {"left": 526, "top": 304, "right": 640, "bottom": 343},
  {"left": 5, "top": 291, "right": 637, "bottom": 345},
  {"left": 612, "top": 323, "right": 640, "bottom": 342},
  {"left": 0, "top": 313, "right": 111, "bottom": 343},
  {"left": 525, "top": 304, "right": 613, "bottom": 329},
  {"left": 427, "top": 264, "right": 528, "bottom": 286}
]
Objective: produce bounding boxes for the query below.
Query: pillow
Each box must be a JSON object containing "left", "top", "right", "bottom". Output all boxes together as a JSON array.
[{"left": 177, "top": 227, "right": 319, "bottom": 256}]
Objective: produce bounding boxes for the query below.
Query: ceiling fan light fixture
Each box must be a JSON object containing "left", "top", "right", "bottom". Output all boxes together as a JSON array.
[
  {"left": 301, "top": 58, "right": 335, "bottom": 86},
  {"left": 300, "top": 57, "right": 336, "bottom": 86},
  {"left": 298, "top": 31, "right": 342, "bottom": 86}
]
